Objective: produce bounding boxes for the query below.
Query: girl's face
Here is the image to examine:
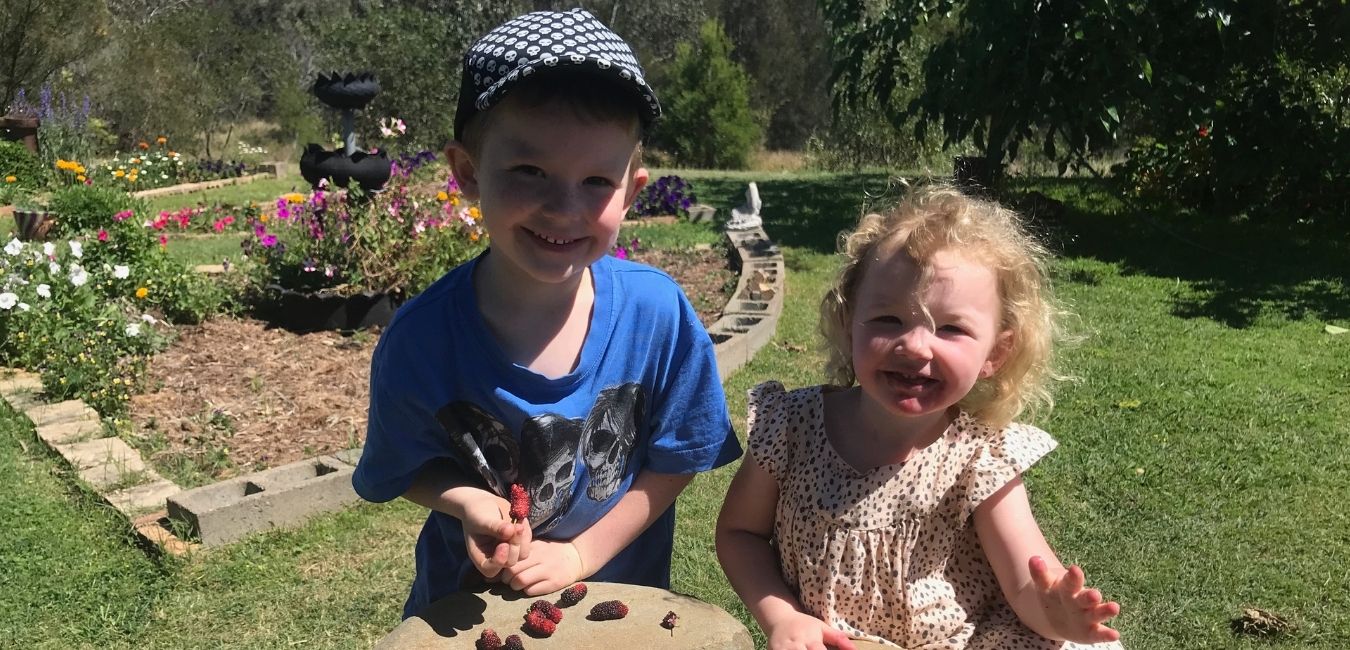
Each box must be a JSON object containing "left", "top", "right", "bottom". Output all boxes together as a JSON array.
[{"left": 849, "top": 245, "right": 1011, "bottom": 422}]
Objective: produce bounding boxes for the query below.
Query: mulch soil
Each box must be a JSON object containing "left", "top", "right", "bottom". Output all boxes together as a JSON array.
[{"left": 129, "top": 247, "right": 736, "bottom": 479}]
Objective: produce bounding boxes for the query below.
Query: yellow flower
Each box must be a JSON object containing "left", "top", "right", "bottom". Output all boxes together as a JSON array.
[
  {"left": 113, "top": 170, "right": 125, "bottom": 178},
  {"left": 76, "top": 174, "right": 86, "bottom": 183},
  {"left": 3, "top": 175, "right": 14, "bottom": 183},
  {"left": 156, "top": 136, "right": 167, "bottom": 145},
  {"left": 283, "top": 193, "right": 305, "bottom": 204},
  {"left": 469, "top": 231, "right": 480, "bottom": 242},
  {"left": 131, "top": 158, "right": 141, "bottom": 165},
  {"left": 259, "top": 214, "right": 270, "bottom": 223},
  {"left": 469, "top": 206, "right": 482, "bottom": 220},
  {"left": 450, "top": 194, "right": 461, "bottom": 207},
  {"left": 135, "top": 287, "right": 148, "bottom": 299},
  {"left": 436, "top": 191, "right": 449, "bottom": 202}
]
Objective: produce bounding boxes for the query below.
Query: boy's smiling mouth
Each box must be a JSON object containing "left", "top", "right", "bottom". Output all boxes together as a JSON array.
[{"left": 525, "top": 227, "right": 580, "bottom": 246}]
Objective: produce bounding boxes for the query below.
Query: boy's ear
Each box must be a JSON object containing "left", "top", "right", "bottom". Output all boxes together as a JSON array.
[
  {"left": 445, "top": 141, "right": 480, "bottom": 201},
  {"left": 622, "top": 165, "right": 650, "bottom": 211},
  {"left": 981, "top": 329, "right": 1014, "bottom": 378}
]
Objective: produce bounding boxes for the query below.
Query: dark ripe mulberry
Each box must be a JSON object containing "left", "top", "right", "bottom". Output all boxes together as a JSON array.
[
  {"left": 522, "top": 610, "right": 557, "bottom": 637},
  {"left": 476, "top": 628, "right": 502, "bottom": 650},
  {"left": 528, "top": 599, "right": 563, "bottom": 623},
  {"left": 661, "top": 610, "right": 679, "bottom": 631},
  {"left": 509, "top": 483, "right": 529, "bottom": 522},
  {"left": 588, "top": 600, "right": 629, "bottom": 621},
  {"left": 557, "top": 583, "right": 588, "bottom": 607},
  {"left": 503, "top": 634, "right": 525, "bottom": 650}
]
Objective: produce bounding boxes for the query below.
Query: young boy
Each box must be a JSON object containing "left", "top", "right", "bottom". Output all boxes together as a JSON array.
[{"left": 352, "top": 9, "right": 743, "bottom": 619}]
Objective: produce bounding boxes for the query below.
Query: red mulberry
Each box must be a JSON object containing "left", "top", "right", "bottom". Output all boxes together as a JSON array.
[
  {"left": 476, "top": 628, "right": 502, "bottom": 650},
  {"left": 557, "top": 583, "right": 588, "bottom": 607},
  {"left": 588, "top": 600, "right": 629, "bottom": 621},
  {"left": 522, "top": 610, "right": 557, "bottom": 637},
  {"left": 509, "top": 484, "right": 529, "bottom": 522},
  {"left": 503, "top": 634, "right": 525, "bottom": 650},
  {"left": 661, "top": 610, "right": 679, "bottom": 632},
  {"left": 528, "top": 599, "right": 564, "bottom": 623}
]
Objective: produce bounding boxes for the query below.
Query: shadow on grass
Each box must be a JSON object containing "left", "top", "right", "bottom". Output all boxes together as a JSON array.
[{"left": 1004, "top": 176, "right": 1349, "bottom": 329}]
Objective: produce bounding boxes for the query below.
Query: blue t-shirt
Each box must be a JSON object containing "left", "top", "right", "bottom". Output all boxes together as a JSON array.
[{"left": 352, "top": 251, "right": 742, "bottom": 618}]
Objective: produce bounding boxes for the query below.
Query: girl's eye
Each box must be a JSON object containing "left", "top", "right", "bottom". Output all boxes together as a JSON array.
[
  {"left": 939, "top": 324, "right": 968, "bottom": 335},
  {"left": 872, "top": 315, "right": 903, "bottom": 325}
]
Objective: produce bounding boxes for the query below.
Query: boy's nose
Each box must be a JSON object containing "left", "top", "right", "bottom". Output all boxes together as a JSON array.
[{"left": 542, "top": 183, "right": 588, "bottom": 220}]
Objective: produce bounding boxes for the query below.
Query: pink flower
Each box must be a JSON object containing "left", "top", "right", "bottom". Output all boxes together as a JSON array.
[
  {"left": 113, "top": 210, "right": 133, "bottom": 222},
  {"left": 97, "top": 229, "right": 109, "bottom": 242},
  {"left": 614, "top": 246, "right": 628, "bottom": 260},
  {"left": 158, "top": 234, "right": 168, "bottom": 247},
  {"left": 261, "top": 234, "right": 278, "bottom": 248}
]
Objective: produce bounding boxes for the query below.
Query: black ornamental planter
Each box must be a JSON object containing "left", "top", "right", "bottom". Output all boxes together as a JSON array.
[
  {"left": 258, "top": 285, "right": 401, "bottom": 333},
  {"left": 12, "top": 209, "right": 56, "bottom": 241},
  {"left": 299, "top": 71, "right": 391, "bottom": 193},
  {"left": 299, "top": 145, "right": 392, "bottom": 194}
]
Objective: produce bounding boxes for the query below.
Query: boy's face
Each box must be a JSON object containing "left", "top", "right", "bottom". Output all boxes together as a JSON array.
[{"left": 447, "top": 94, "right": 649, "bottom": 289}]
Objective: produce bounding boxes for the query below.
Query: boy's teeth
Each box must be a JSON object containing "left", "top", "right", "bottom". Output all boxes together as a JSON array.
[{"left": 535, "top": 232, "right": 573, "bottom": 245}]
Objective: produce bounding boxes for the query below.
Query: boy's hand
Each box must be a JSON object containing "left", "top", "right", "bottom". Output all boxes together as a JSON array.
[
  {"left": 498, "top": 539, "right": 585, "bottom": 596},
  {"left": 764, "top": 612, "right": 857, "bottom": 650},
  {"left": 1028, "top": 556, "right": 1122, "bottom": 644},
  {"left": 461, "top": 496, "right": 531, "bottom": 579}
]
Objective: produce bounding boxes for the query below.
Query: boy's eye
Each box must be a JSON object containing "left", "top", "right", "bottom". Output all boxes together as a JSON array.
[
  {"left": 584, "top": 176, "right": 617, "bottom": 188},
  {"left": 511, "top": 165, "right": 544, "bottom": 177}
]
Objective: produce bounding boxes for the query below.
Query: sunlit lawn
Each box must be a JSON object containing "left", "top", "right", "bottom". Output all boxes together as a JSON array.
[{"left": 2, "top": 172, "right": 1347, "bottom": 648}]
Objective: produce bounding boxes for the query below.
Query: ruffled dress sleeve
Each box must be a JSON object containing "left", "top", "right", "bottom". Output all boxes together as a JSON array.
[
  {"left": 961, "top": 418, "right": 1059, "bottom": 516},
  {"left": 745, "top": 380, "right": 793, "bottom": 483}
]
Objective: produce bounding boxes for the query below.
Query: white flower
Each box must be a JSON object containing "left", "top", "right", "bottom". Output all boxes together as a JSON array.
[
  {"left": 69, "top": 266, "right": 88, "bottom": 287},
  {"left": 113, "top": 265, "right": 130, "bottom": 279},
  {"left": 124, "top": 322, "right": 141, "bottom": 337},
  {"left": 68, "top": 241, "right": 83, "bottom": 258},
  {"left": 43, "top": 242, "right": 55, "bottom": 257},
  {"left": 4, "top": 238, "right": 21, "bottom": 256},
  {"left": 48, "top": 262, "right": 60, "bottom": 274},
  {"left": 141, "top": 313, "right": 157, "bottom": 324},
  {"left": 16, "top": 302, "right": 29, "bottom": 312},
  {"left": 36, "top": 284, "right": 51, "bottom": 298},
  {"left": 0, "top": 292, "right": 16, "bottom": 309}
]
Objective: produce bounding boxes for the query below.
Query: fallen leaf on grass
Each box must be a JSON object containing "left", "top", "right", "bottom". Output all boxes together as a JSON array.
[
  {"left": 1230, "top": 607, "right": 1292, "bottom": 638},
  {"left": 1326, "top": 324, "right": 1348, "bottom": 335},
  {"left": 1115, "top": 399, "right": 1142, "bottom": 409}
]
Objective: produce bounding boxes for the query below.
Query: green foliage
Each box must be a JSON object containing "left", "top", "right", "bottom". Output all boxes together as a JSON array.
[
  {"left": 0, "top": 140, "right": 45, "bottom": 190},
  {"left": 46, "top": 184, "right": 141, "bottom": 235},
  {"left": 652, "top": 19, "right": 762, "bottom": 169}
]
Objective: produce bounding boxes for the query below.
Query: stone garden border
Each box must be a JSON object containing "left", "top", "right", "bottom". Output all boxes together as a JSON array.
[{"left": 0, "top": 219, "right": 784, "bottom": 554}]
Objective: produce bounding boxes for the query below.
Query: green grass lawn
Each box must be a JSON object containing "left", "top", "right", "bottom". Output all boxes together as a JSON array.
[{"left": 3, "top": 172, "right": 1347, "bottom": 648}]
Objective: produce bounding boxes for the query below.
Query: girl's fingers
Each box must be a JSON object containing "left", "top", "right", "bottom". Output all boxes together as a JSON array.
[
  {"left": 1028, "top": 556, "right": 1054, "bottom": 592},
  {"left": 1058, "top": 564, "right": 1086, "bottom": 599},
  {"left": 1073, "top": 587, "right": 1103, "bottom": 608},
  {"left": 821, "top": 627, "right": 856, "bottom": 650}
]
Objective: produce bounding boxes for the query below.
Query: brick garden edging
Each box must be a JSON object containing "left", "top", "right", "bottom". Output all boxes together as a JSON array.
[{"left": 0, "top": 221, "right": 785, "bottom": 553}]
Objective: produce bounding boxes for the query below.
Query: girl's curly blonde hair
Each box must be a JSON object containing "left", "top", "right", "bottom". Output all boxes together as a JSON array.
[{"left": 819, "top": 185, "right": 1067, "bottom": 429}]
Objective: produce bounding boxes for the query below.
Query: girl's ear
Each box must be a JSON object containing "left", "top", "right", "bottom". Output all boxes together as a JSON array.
[
  {"left": 445, "top": 141, "right": 480, "bottom": 201},
  {"left": 981, "top": 330, "right": 1015, "bottom": 378}
]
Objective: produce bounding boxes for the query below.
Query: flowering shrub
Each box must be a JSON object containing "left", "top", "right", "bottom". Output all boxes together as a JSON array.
[
  {"left": 0, "top": 140, "right": 45, "bottom": 191},
  {"left": 242, "top": 169, "right": 487, "bottom": 298},
  {"left": 1116, "top": 127, "right": 1215, "bottom": 209},
  {"left": 0, "top": 236, "right": 166, "bottom": 415},
  {"left": 634, "top": 175, "right": 697, "bottom": 219}
]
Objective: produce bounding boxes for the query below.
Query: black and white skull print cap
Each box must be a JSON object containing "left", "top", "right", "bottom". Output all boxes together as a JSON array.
[{"left": 453, "top": 8, "right": 661, "bottom": 141}]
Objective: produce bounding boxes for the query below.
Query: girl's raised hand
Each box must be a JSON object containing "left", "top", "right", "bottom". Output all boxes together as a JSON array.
[
  {"left": 765, "top": 612, "right": 858, "bottom": 650},
  {"left": 1028, "top": 556, "right": 1121, "bottom": 644}
]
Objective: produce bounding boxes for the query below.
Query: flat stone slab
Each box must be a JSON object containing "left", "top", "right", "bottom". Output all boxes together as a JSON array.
[
  {"left": 25, "top": 400, "right": 99, "bottom": 428},
  {"left": 133, "top": 513, "right": 195, "bottom": 556},
  {"left": 57, "top": 436, "right": 140, "bottom": 470},
  {"left": 106, "top": 478, "right": 182, "bottom": 518},
  {"left": 4, "top": 390, "right": 44, "bottom": 413},
  {"left": 36, "top": 419, "right": 103, "bottom": 446},
  {"left": 377, "top": 582, "right": 753, "bottom": 649},
  {"left": 0, "top": 373, "right": 43, "bottom": 396}
]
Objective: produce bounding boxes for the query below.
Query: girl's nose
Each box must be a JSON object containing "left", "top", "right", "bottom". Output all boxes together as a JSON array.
[{"left": 895, "top": 328, "right": 933, "bottom": 360}]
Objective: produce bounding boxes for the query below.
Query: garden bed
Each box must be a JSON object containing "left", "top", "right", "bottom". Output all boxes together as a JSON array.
[{"left": 129, "top": 247, "right": 735, "bottom": 485}]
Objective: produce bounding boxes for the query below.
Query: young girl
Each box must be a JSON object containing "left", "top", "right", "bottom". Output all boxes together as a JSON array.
[{"left": 716, "top": 186, "right": 1123, "bottom": 650}]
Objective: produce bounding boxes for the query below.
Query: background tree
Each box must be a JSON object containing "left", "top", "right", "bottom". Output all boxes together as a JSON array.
[
  {"left": 651, "top": 18, "right": 762, "bottom": 169},
  {"left": 0, "top": 0, "right": 110, "bottom": 110}
]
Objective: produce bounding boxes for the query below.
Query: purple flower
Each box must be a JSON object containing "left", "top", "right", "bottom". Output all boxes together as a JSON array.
[{"left": 261, "top": 234, "right": 278, "bottom": 248}]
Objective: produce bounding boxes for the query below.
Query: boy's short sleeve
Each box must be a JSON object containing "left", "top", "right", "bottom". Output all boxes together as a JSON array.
[
  {"left": 642, "top": 291, "right": 741, "bottom": 475},
  {"left": 961, "top": 420, "right": 1058, "bottom": 514},
  {"left": 351, "top": 332, "right": 456, "bottom": 503},
  {"left": 745, "top": 381, "right": 792, "bottom": 483}
]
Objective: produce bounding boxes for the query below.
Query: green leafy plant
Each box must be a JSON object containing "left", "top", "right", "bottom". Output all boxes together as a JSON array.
[
  {"left": 651, "top": 19, "right": 762, "bottom": 169},
  {"left": 0, "top": 140, "right": 46, "bottom": 191}
]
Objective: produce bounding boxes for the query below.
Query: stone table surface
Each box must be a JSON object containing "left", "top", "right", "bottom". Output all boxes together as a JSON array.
[{"left": 375, "top": 582, "right": 754, "bottom": 649}]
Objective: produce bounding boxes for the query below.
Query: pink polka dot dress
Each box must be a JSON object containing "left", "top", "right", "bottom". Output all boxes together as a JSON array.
[{"left": 747, "top": 382, "right": 1123, "bottom": 649}]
